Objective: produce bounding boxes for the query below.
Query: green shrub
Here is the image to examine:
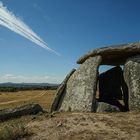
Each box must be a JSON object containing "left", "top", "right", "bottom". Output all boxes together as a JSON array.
[{"left": 0, "top": 121, "right": 30, "bottom": 140}]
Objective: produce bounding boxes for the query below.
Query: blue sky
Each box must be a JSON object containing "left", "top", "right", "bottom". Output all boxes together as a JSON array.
[{"left": 0, "top": 0, "right": 140, "bottom": 83}]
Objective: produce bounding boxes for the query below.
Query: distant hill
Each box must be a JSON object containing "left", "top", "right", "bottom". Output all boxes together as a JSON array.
[
  {"left": 0, "top": 82, "right": 59, "bottom": 92},
  {"left": 0, "top": 82, "right": 59, "bottom": 87}
]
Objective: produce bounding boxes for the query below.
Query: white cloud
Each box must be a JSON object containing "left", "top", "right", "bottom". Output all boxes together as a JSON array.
[
  {"left": 0, "top": 1, "right": 60, "bottom": 55},
  {"left": 0, "top": 74, "right": 64, "bottom": 83}
]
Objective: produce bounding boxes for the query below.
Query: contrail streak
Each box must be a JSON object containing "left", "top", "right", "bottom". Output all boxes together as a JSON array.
[{"left": 0, "top": 1, "right": 59, "bottom": 55}]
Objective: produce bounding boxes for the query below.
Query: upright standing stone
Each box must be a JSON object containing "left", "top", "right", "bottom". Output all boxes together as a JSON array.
[
  {"left": 59, "top": 55, "right": 102, "bottom": 112},
  {"left": 51, "top": 69, "right": 76, "bottom": 112},
  {"left": 124, "top": 55, "right": 140, "bottom": 110}
]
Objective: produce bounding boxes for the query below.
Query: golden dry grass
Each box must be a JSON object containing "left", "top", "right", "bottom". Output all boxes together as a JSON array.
[
  {"left": 0, "top": 90, "right": 56, "bottom": 110},
  {"left": 0, "top": 90, "right": 140, "bottom": 140}
]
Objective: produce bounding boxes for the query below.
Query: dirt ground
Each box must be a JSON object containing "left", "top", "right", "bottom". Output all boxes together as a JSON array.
[{"left": 23, "top": 111, "right": 140, "bottom": 140}]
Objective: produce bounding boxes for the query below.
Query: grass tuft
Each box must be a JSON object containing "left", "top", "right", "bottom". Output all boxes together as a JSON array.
[{"left": 0, "top": 121, "right": 30, "bottom": 140}]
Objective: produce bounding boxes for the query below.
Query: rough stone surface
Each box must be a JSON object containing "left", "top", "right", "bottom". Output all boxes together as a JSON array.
[
  {"left": 77, "top": 42, "right": 140, "bottom": 65},
  {"left": 0, "top": 103, "right": 43, "bottom": 121},
  {"left": 51, "top": 69, "right": 76, "bottom": 112},
  {"left": 124, "top": 55, "right": 140, "bottom": 110},
  {"left": 96, "top": 102, "right": 120, "bottom": 112},
  {"left": 59, "top": 56, "right": 102, "bottom": 112}
]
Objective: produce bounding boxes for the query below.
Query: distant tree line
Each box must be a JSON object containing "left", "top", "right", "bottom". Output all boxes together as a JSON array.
[{"left": 0, "top": 85, "right": 59, "bottom": 92}]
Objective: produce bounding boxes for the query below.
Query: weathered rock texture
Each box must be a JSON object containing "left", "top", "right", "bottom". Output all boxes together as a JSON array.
[
  {"left": 59, "top": 56, "right": 102, "bottom": 112},
  {"left": 77, "top": 42, "right": 140, "bottom": 65},
  {"left": 96, "top": 102, "right": 120, "bottom": 112},
  {"left": 51, "top": 69, "right": 76, "bottom": 112},
  {"left": 124, "top": 55, "right": 140, "bottom": 110},
  {"left": 0, "top": 103, "right": 43, "bottom": 121},
  {"left": 51, "top": 41, "right": 140, "bottom": 112}
]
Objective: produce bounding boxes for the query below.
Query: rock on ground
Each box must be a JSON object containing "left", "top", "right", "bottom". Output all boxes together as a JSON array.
[
  {"left": 0, "top": 103, "right": 43, "bottom": 121},
  {"left": 96, "top": 102, "right": 120, "bottom": 112}
]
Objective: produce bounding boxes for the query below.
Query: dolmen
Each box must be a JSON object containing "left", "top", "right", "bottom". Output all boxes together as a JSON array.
[{"left": 51, "top": 42, "right": 140, "bottom": 112}]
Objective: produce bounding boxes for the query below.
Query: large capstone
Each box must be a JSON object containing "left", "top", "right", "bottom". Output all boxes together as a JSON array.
[
  {"left": 124, "top": 55, "right": 140, "bottom": 110},
  {"left": 77, "top": 42, "right": 140, "bottom": 65},
  {"left": 59, "top": 56, "right": 102, "bottom": 112}
]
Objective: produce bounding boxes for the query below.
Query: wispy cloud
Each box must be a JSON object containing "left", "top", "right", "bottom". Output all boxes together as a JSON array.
[
  {"left": 33, "top": 3, "right": 42, "bottom": 11},
  {"left": 0, "top": 74, "right": 64, "bottom": 83},
  {"left": 0, "top": 1, "right": 59, "bottom": 55},
  {"left": 33, "top": 3, "right": 52, "bottom": 23}
]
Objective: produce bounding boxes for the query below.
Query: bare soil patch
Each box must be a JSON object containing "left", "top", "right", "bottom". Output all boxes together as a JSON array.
[{"left": 25, "top": 111, "right": 140, "bottom": 140}]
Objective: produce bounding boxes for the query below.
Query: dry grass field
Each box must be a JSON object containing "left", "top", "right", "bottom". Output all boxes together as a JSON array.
[
  {"left": 0, "top": 90, "right": 140, "bottom": 140},
  {"left": 0, "top": 90, "right": 56, "bottom": 110}
]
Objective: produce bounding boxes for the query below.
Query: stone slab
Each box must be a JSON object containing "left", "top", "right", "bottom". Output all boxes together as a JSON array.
[
  {"left": 96, "top": 102, "right": 120, "bottom": 112},
  {"left": 51, "top": 69, "right": 76, "bottom": 112},
  {"left": 77, "top": 42, "right": 140, "bottom": 65},
  {"left": 59, "top": 56, "right": 102, "bottom": 112},
  {"left": 124, "top": 55, "right": 140, "bottom": 110}
]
